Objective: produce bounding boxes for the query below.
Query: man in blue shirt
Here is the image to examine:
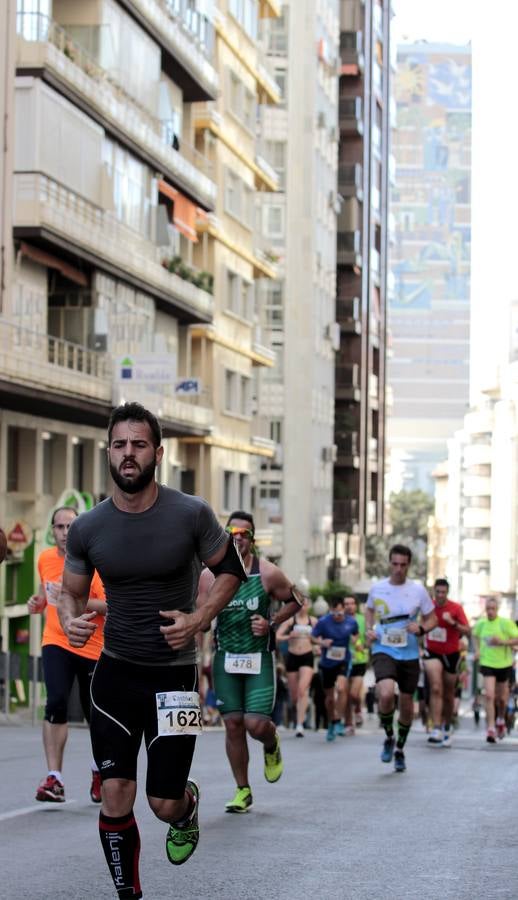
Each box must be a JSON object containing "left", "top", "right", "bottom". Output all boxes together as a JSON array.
[{"left": 312, "top": 597, "right": 358, "bottom": 741}]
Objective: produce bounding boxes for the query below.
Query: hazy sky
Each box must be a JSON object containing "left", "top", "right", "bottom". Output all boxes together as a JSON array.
[{"left": 392, "top": 0, "right": 472, "bottom": 45}]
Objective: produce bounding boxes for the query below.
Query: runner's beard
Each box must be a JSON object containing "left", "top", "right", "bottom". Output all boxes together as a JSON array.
[{"left": 109, "top": 458, "right": 157, "bottom": 494}]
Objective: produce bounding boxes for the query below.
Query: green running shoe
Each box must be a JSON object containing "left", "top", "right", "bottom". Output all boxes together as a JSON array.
[
  {"left": 225, "top": 786, "right": 253, "bottom": 814},
  {"left": 166, "top": 780, "right": 199, "bottom": 865},
  {"left": 263, "top": 733, "right": 283, "bottom": 783}
]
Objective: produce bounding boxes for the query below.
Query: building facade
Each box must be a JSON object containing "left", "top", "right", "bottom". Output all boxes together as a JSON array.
[
  {"left": 0, "top": 0, "right": 280, "bottom": 681},
  {"left": 253, "top": 0, "right": 340, "bottom": 586},
  {"left": 332, "top": 0, "right": 392, "bottom": 585},
  {"left": 388, "top": 42, "right": 472, "bottom": 495}
]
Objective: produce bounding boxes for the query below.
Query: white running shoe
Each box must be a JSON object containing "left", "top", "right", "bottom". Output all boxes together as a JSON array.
[
  {"left": 427, "top": 727, "right": 443, "bottom": 745},
  {"left": 295, "top": 724, "right": 305, "bottom": 737}
]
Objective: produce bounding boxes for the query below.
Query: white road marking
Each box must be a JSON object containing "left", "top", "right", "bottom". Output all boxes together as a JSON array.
[{"left": 0, "top": 799, "right": 77, "bottom": 822}]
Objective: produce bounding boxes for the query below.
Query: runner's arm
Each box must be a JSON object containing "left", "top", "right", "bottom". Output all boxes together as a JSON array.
[
  {"left": 58, "top": 568, "right": 98, "bottom": 647},
  {"left": 260, "top": 560, "right": 304, "bottom": 626},
  {"left": 408, "top": 609, "right": 437, "bottom": 635},
  {"left": 28, "top": 582, "right": 47, "bottom": 613}
]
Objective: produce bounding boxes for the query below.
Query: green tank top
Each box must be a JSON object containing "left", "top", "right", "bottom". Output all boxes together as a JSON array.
[{"left": 215, "top": 556, "right": 272, "bottom": 653}]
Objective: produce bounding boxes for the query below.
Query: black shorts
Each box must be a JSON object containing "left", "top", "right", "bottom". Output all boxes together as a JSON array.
[
  {"left": 90, "top": 653, "right": 198, "bottom": 799},
  {"left": 349, "top": 663, "right": 367, "bottom": 678},
  {"left": 423, "top": 649, "right": 461, "bottom": 676},
  {"left": 285, "top": 651, "right": 314, "bottom": 673},
  {"left": 479, "top": 665, "right": 513, "bottom": 683},
  {"left": 372, "top": 654, "right": 420, "bottom": 696},
  {"left": 320, "top": 663, "right": 348, "bottom": 690},
  {"left": 42, "top": 644, "right": 97, "bottom": 724}
]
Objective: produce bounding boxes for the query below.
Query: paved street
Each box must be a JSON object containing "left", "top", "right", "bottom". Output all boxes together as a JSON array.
[{"left": 1, "top": 713, "right": 518, "bottom": 900}]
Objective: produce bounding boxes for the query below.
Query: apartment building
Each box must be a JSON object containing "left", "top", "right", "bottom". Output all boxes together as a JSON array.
[
  {"left": 332, "top": 0, "right": 392, "bottom": 584},
  {"left": 254, "top": 0, "right": 340, "bottom": 586},
  {"left": 0, "top": 0, "right": 278, "bottom": 677},
  {"left": 388, "top": 42, "right": 472, "bottom": 494}
]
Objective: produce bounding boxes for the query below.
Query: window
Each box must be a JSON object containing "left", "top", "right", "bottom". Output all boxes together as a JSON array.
[
  {"left": 225, "top": 269, "right": 254, "bottom": 320},
  {"left": 223, "top": 470, "right": 235, "bottom": 511},
  {"left": 265, "top": 205, "right": 284, "bottom": 238},
  {"left": 224, "top": 369, "right": 251, "bottom": 417},
  {"left": 228, "top": 0, "right": 258, "bottom": 40},
  {"left": 224, "top": 169, "right": 253, "bottom": 228},
  {"left": 7, "top": 426, "right": 19, "bottom": 492},
  {"left": 264, "top": 282, "right": 283, "bottom": 330},
  {"left": 274, "top": 68, "right": 287, "bottom": 103},
  {"left": 243, "top": 89, "right": 256, "bottom": 132},
  {"left": 239, "top": 473, "right": 250, "bottom": 509},
  {"left": 266, "top": 141, "right": 286, "bottom": 190},
  {"left": 224, "top": 370, "right": 237, "bottom": 412},
  {"left": 270, "top": 420, "right": 282, "bottom": 444}
]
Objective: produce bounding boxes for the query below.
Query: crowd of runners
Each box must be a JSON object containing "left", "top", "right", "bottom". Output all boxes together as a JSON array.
[{"left": 16, "top": 402, "right": 518, "bottom": 899}]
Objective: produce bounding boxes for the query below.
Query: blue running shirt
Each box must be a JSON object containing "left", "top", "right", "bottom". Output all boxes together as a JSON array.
[{"left": 366, "top": 578, "right": 434, "bottom": 661}]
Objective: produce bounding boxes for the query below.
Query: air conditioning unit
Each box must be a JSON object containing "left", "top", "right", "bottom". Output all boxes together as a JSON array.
[
  {"left": 325, "top": 322, "right": 341, "bottom": 350},
  {"left": 317, "top": 111, "right": 326, "bottom": 128},
  {"left": 322, "top": 445, "right": 338, "bottom": 463}
]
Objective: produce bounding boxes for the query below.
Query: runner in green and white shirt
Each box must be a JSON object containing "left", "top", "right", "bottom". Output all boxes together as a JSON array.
[{"left": 197, "top": 510, "right": 303, "bottom": 814}]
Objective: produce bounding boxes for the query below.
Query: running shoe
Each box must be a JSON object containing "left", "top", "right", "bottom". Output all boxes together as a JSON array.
[
  {"left": 427, "top": 728, "right": 443, "bottom": 745},
  {"left": 394, "top": 750, "right": 406, "bottom": 773},
  {"left": 355, "top": 713, "right": 363, "bottom": 727},
  {"left": 442, "top": 730, "right": 452, "bottom": 748},
  {"left": 486, "top": 728, "right": 496, "bottom": 744},
  {"left": 326, "top": 723, "right": 336, "bottom": 742},
  {"left": 166, "top": 780, "right": 199, "bottom": 866},
  {"left": 345, "top": 725, "right": 355, "bottom": 736},
  {"left": 225, "top": 786, "right": 253, "bottom": 814},
  {"left": 380, "top": 736, "right": 395, "bottom": 763},
  {"left": 36, "top": 775, "right": 65, "bottom": 803},
  {"left": 496, "top": 718, "right": 506, "bottom": 740},
  {"left": 263, "top": 734, "right": 283, "bottom": 782},
  {"left": 90, "top": 770, "right": 102, "bottom": 804},
  {"left": 295, "top": 724, "right": 305, "bottom": 738},
  {"left": 334, "top": 721, "right": 345, "bottom": 737}
]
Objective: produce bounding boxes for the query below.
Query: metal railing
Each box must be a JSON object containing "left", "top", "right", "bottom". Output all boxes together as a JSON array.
[{"left": 0, "top": 316, "right": 112, "bottom": 400}]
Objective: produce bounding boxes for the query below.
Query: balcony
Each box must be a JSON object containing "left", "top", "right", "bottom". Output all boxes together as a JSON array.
[
  {"left": 335, "top": 363, "right": 360, "bottom": 401},
  {"left": 333, "top": 498, "right": 359, "bottom": 533},
  {"left": 338, "top": 163, "right": 363, "bottom": 200},
  {"left": 340, "top": 31, "right": 364, "bottom": 75},
  {"left": 463, "top": 443, "right": 492, "bottom": 468},
  {"left": 337, "top": 231, "right": 362, "bottom": 268},
  {"left": 462, "top": 538, "right": 491, "bottom": 563},
  {"left": 337, "top": 296, "right": 361, "bottom": 334},
  {"left": 119, "top": 0, "right": 218, "bottom": 100},
  {"left": 463, "top": 475, "right": 492, "bottom": 497},
  {"left": 339, "top": 97, "right": 364, "bottom": 136},
  {"left": 0, "top": 316, "right": 112, "bottom": 413},
  {"left": 214, "top": 10, "right": 280, "bottom": 105},
  {"left": 252, "top": 327, "right": 276, "bottom": 367},
  {"left": 14, "top": 173, "right": 214, "bottom": 323},
  {"left": 16, "top": 14, "right": 216, "bottom": 210},
  {"left": 113, "top": 382, "right": 213, "bottom": 434},
  {"left": 259, "top": 0, "right": 282, "bottom": 16},
  {"left": 463, "top": 507, "right": 491, "bottom": 529},
  {"left": 335, "top": 432, "right": 359, "bottom": 468}
]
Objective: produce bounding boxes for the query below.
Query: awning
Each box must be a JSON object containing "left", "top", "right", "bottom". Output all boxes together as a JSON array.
[
  {"left": 158, "top": 180, "right": 198, "bottom": 243},
  {"left": 19, "top": 242, "right": 88, "bottom": 286}
]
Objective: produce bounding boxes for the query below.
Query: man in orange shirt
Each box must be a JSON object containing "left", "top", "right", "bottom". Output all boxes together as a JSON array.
[{"left": 28, "top": 506, "right": 105, "bottom": 803}]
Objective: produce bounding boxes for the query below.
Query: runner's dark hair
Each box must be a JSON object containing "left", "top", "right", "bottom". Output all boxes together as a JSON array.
[
  {"left": 108, "top": 402, "right": 162, "bottom": 448},
  {"left": 389, "top": 543, "right": 412, "bottom": 562},
  {"left": 226, "top": 510, "right": 255, "bottom": 536}
]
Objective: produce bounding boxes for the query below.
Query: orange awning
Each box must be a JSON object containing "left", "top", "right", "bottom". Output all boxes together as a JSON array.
[
  {"left": 19, "top": 242, "right": 88, "bottom": 286},
  {"left": 158, "top": 180, "right": 198, "bottom": 243}
]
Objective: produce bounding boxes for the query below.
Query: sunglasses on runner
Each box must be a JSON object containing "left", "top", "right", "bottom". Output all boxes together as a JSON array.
[{"left": 225, "top": 526, "right": 254, "bottom": 539}]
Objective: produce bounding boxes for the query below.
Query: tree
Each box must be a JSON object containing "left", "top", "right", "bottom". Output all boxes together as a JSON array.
[
  {"left": 365, "top": 490, "right": 434, "bottom": 582},
  {"left": 388, "top": 490, "right": 434, "bottom": 543}
]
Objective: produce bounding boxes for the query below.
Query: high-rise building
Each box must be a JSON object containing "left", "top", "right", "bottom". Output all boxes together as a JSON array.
[
  {"left": 332, "top": 0, "right": 392, "bottom": 584},
  {"left": 255, "top": 0, "right": 340, "bottom": 586},
  {"left": 388, "top": 42, "right": 472, "bottom": 494}
]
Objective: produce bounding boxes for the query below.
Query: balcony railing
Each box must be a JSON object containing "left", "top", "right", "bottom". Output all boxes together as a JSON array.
[
  {"left": 339, "top": 97, "right": 363, "bottom": 135},
  {"left": 338, "top": 163, "right": 363, "bottom": 199},
  {"left": 121, "top": 0, "right": 218, "bottom": 98},
  {"left": 337, "top": 230, "right": 362, "bottom": 267},
  {"left": 333, "top": 499, "right": 359, "bottom": 532},
  {"left": 113, "top": 383, "right": 213, "bottom": 430},
  {"left": 0, "top": 317, "right": 112, "bottom": 402},
  {"left": 340, "top": 31, "right": 364, "bottom": 72},
  {"left": 14, "top": 173, "right": 214, "bottom": 321},
  {"left": 16, "top": 13, "right": 216, "bottom": 209}
]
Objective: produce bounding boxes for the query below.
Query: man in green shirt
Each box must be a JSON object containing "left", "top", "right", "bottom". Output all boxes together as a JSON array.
[
  {"left": 473, "top": 597, "right": 518, "bottom": 742},
  {"left": 344, "top": 596, "right": 368, "bottom": 734}
]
